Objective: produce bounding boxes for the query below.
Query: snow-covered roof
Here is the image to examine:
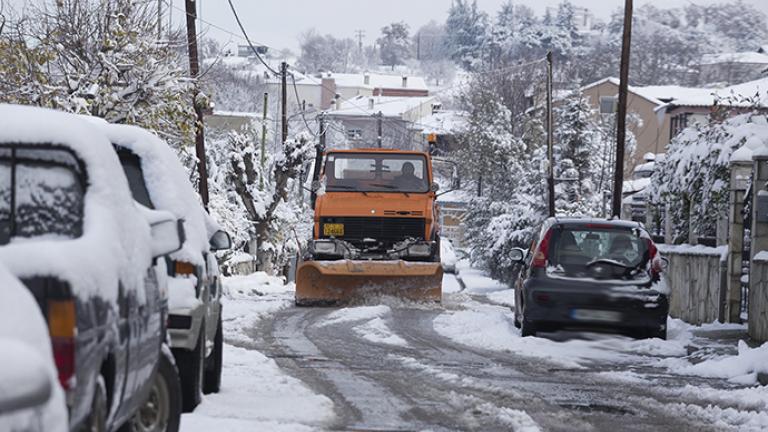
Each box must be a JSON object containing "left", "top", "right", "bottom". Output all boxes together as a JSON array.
[
  {"left": 585, "top": 76, "right": 768, "bottom": 109},
  {"left": 0, "top": 105, "right": 153, "bottom": 303},
  {"left": 700, "top": 52, "right": 768, "bottom": 66},
  {"left": 94, "top": 123, "right": 218, "bottom": 266},
  {"left": 419, "top": 110, "right": 468, "bottom": 135},
  {"left": 330, "top": 72, "right": 428, "bottom": 91},
  {"left": 327, "top": 95, "right": 436, "bottom": 118}
]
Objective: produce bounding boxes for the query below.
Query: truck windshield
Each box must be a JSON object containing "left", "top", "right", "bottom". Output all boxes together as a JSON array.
[
  {"left": 324, "top": 153, "right": 429, "bottom": 193},
  {"left": 0, "top": 146, "right": 86, "bottom": 245}
]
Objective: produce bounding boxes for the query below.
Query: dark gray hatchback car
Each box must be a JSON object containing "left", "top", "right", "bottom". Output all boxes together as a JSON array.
[{"left": 512, "top": 218, "right": 668, "bottom": 339}]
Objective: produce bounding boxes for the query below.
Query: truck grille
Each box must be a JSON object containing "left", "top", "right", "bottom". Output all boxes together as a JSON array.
[{"left": 321, "top": 217, "right": 426, "bottom": 243}]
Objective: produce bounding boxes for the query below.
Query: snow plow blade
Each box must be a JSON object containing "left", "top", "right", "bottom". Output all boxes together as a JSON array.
[{"left": 295, "top": 260, "right": 443, "bottom": 306}]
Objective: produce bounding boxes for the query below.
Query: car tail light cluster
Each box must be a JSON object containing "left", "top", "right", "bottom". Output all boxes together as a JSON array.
[
  {"left": 48, "top": 299, "right": 76, "bottom": 390},
  {"left": 174, "top": 261, "right": 196, "bottom": 276},
  {"left": 531, "top": 229, "right": 553, "bottom": 269},
  {"left": 646, "top": 239, "right": 662, "bottom": 277}
]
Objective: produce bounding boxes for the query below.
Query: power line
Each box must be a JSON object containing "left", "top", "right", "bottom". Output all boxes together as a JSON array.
[{"left": 226, "top": 0, "right": 279, "bottom": 76}]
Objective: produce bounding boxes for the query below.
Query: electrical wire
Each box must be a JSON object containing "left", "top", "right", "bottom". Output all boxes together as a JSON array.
[{"left": 225, "top": 0, "right": 280, "bottom": 76}]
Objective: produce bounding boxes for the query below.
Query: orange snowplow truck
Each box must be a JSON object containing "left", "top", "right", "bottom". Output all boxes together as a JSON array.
[{"left": 295, "top": 148, "right": 444, "bottom": 305}]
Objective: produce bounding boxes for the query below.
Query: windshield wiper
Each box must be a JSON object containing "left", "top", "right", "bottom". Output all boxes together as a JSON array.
[
  {"left": 327, "top": 185, "right": 356, "bottom": 190},
  {"left": 369, "top": 183, "right": 410, "bottom": 196}
]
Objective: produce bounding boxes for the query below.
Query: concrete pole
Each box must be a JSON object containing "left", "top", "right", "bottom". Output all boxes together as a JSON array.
[{"left": 726, "top": 160, "right": 752, "bottom": 323}]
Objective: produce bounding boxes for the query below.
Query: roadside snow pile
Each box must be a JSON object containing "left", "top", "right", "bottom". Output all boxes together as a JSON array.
[
  {"left": 353, "top": 317, "right": 408, "bottom": 347},
  {"left": 670, "top": 340, "right": 768, "bottom": 384},
  {"left": 318, "top": 305, "right": 392, "bottom": 327},
  {"left": 485, "top": 289, "right": 516, "bottom": 307},
  {"left": 221, "top": 272, "right": 295, "bottom": 345},
  {"left": 180, "top": 344, "right": 335, "bottom": 431},
  {"left": 458, "top": 268, "right": 508, "bottom": 295}
]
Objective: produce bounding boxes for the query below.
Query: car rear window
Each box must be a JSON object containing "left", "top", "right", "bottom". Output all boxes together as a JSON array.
[{"left": 549, "top": 226, "right": 649, "bottom": 272}]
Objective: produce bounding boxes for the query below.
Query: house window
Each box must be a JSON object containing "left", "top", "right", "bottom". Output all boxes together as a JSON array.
[
  {"left": 599, "top": 96, "right": 618, "bottom": 114},
  {"left": 346, "top": 128, "right": 362, "bottom": 140},
  {"left": 670, "top": 113, "right": 691, "bottom": 138}
]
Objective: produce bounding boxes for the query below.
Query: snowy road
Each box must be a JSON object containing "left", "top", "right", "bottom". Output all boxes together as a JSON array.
[{"left": 182, "top": 271, "right": 768, "bottom": 431}]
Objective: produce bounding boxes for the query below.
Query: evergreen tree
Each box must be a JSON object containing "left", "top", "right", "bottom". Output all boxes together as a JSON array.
[{"left": 444, "top": 0, "right": 489, "bottom": 70}]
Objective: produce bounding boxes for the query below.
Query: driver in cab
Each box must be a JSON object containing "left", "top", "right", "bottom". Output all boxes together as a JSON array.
[{"left": 392, "top": 162, "right": 423, "bottom": 191}]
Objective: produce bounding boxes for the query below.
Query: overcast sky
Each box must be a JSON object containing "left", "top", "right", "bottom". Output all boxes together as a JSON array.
[{"left": 189, "top": 0, "right": 768, "bottom": 54}]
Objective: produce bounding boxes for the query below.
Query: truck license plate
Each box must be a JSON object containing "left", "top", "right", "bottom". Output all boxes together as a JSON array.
[
  {"left": 571, "top": 309, "right": 622, "bottom": 323},
  {"left": 323, "top": 223, "right": 344, "bottom": 236}
]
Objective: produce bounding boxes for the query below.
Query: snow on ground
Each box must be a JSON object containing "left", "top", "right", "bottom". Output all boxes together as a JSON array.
[
  {"left": 318, "top": 305, "right": 392, "bottom": 327},
  {"left": 662, "top": 340, "right": 768, "bottom": 384},
  {"left": 353, "top": 317, "right": 409, "bottom": 347},
  {"left": 181, "top": 273, "right": 335, "bottom": 431}
]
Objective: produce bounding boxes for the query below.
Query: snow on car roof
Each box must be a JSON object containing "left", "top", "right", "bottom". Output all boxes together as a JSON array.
[
  {"left": 95, "top": 122, "right": 217, "bottom": 265},
  {"left": 0, "top": 104, "right": 152, "bottom": 303}
]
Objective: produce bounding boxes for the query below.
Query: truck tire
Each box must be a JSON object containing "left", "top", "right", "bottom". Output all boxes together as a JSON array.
[
  {"left": 87, "top": 375, "right": 108, "bottom": 432},
  {"left": 203, "top": 314, "right": 223, "bottom": 394},
  {"left": 175, "top": 321, "right": 204, "bottom": 413},
  {"left": 122, "top": 349, "right": 181, "bottom": 432}
]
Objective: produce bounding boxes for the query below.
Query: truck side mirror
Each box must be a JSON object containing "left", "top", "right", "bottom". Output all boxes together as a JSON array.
[{"left": 431, "top": 182, "right": 440, "bottom": 192}]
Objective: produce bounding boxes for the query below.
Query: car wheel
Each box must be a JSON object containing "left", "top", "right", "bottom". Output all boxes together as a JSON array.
[
  {"left": 175, "top": 321, "right": 205, "bottom": 413},
  {"left": 513, "top": 312, "right": 522, "bottom": 329},
  {"left": 88, "top": 375, "right": 108, "bottom": 432},
  {"left": 647, "top": 327, "right": 667, "bottom": 340},
  {"left": 126, "top": 350, "right": 181, "bottom": 432},
  {"left": 203, "top": 314, "right": 223, "bottom": 394}
]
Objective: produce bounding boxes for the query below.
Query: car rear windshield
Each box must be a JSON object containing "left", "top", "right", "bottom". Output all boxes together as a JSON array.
[
  {"left": 116, "top": 147, "right": 154, "bottom": 209},
  {"left": 0, "top": 146, "right": 86, "bottom": 245},
  {"left": 548, "top": 225, "right": 650, "bottom": 272},
  {"left": 324, "top": 153, "right": 429, "bottom": 193}
]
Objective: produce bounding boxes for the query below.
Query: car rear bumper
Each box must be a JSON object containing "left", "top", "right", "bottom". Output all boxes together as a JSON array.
[{"left": 523, "top": 278, "right": 668, "bottom": 333}]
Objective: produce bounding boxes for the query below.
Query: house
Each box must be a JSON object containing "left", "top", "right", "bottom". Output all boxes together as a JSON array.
[
  {"left": 324, "top": 95, "right": 438, "bottom": 151},
  {"left": 697, "top": 51, "right": 768, "bottom": 85},
  {"left": 581, "top": 76, "right": 768, "bottom": 174}
]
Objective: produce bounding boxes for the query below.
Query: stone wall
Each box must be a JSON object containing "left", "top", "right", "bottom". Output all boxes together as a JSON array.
[{"left": 659, "top": 245, "right": 728, "bottom": 325}]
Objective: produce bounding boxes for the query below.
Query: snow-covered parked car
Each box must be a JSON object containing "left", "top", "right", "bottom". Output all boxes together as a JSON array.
[
  {"left": 0, "top": 263, "right": 67, "bottom": 432},
  {"left": 94, "top": 122, "right": 231, "bottom": 412},
  {"left": 0, "top": 105, "right": 184, "bottom": 431}
]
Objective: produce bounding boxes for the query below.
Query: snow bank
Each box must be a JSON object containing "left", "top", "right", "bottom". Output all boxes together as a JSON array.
[
  {"left": 94, "top": 123, "right": 214, "bottom": 266},
  {"left": 671, "top": 340, "right": 768, "bottom": 384},
  {"left": 0, "top": 264, "right": 66, "bottom": 432},
  {"left": 0, "top": 105, "right": 152, "bottom": 303},
  {"left": 180, "top": 344, "right": 334, "bottom": 431},
  {"left": 221, "top": 272, "right": 294, "bottom": 345}
]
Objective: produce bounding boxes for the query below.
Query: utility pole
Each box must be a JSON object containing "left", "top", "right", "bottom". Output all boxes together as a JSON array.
[
  {"left": 612, "top": 0, "right": 633, "bottom": 218},
  {"left": 185, "top": 0, "right": 209, "bottom": 209},
  {"left": 376, "top": 111, "right": 383, "bottom": 148},
  {"left": 311, "top": 114, "right": 326, "bottom": 208},
  {"left": 157, "top": 0, "right": 162, "bottom": 38},
  {"left": 260, "top": 92, "right": 268, "bottom": 191},
  {"left": 281, "top": 62, "right": 288, "bottom": 146},
  {"left": 546, "top": 51, "right": 555, "bottom": 218},
  {"left": 416, "top": 31, "right": 421, "bottom": 61},
  {"left": 355, "top": 29, "right": 365, "bottom": 53}
]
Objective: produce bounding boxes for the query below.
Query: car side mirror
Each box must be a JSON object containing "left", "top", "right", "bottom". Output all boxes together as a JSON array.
[
  {"left": 510, "top": 248, "right": 526, "bottom": 263},
  {"left": 0, "top": 343, "right": 53, "bottom": 413},
  {"left": 210, "top": 230, "right": 232, "bottom": 251},
  {"left": 431, "top": 182, "right": 440, "bottom": 192},
  {"left": 150, "top": 217, "right": 185, "bottom": 259}
]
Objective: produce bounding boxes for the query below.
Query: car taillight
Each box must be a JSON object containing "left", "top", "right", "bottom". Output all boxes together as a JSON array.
[
  {"left": 532, "top": 229, "right": 553, "bottom": 268},
  {"left": 646, "top": 239, "right": 662, "bottom": 275},
  {"left": 48, "top": 299, "right": 76, "bottom": 390},
  {"left": 174, "top": 261, "right": 196, "bottom": 276}
]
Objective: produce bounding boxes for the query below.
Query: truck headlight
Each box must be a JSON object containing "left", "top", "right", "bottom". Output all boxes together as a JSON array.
[
  {"left": 313, "top": 240, "right": 339, "bottom": 255},
  {"left": 407, "top": 243, "right": 432, "bottom": 257}
]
